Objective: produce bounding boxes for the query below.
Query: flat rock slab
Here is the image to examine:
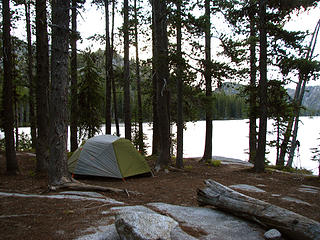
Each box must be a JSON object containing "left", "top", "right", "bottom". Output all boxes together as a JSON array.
[
  {"left": 0, "top": 192, "right": 124, "bottom": 205},
  {"left": 229, "top": 184, "right": 266, "bottom": 193},
  {"left": 212, "top": 156, "right": 253, "bottom": 167},
  {"left": 298, "top": 185, "right": 319, "bottom": 194},
  {"left": 109, "top": 205, "right": 154, "bottom": 215},
  {"left": 60, "top": 191, "right": 106, "bottom": 198},
  {"left": 300, "top": 184, "right": 320, "bottom": 190},
  {"left": 82, "top": 204, "right": 265, "bottom": 240},
  {"left": 281, "top": 196, "right": 311, "bottom": 206},
  {"left": 148, "top": 203, "right": 265, "bottom": 240},
  {"left": 115, "top": 211, "right": 179, "bottom": 240},
  {"left": 76, "top": 224, "right": 120, "bottom": 240}
]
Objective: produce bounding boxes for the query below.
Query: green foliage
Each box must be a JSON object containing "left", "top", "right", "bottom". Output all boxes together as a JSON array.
[
  {"left": 184, "top": 165, "right": 193, "bottom": 170},
  {"left": 132, "top": 124, "right": 149, "bottom": 155},
  {"left": 17, "top": 132, "right": 32, "bottom": 151},
  {"left": 311, "top": 134, "right": 320, "bottom": 164},
  {"left": 0, "top": 132, "right": 33, "bottom": 151},
  {"left": 77, "top": 50, "right": 104, "bottom": 140},
  {"left": 0, "top": 137, "right": 4, "bottom": 151},
  {"left": 209, "top": 159, "right": 221, "bottom": 167}
]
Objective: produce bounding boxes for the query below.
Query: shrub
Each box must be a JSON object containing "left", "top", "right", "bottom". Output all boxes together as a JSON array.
[{"left": 210, "top": 159, "right": 221, "bottom": 167}]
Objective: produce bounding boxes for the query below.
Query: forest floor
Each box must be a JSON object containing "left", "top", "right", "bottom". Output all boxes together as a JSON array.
[{"left": 0, "top": 152, "right": 319, "bottom": 240}]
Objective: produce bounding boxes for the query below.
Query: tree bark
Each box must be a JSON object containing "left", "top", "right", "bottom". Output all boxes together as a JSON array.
[
  {"left": 70, "top": 0, "right": 78, "bottom": 152},
  {"left": 134, "top": 0, "right": 144, "bottom": 153},
  {"left": 2, "top": 0, "right": 18, "bottom": 174},
  {"left": 248, "top": 3, "right": 257, "bottom": 164},
  {"left": 286, "top": 79, "right": 306, "bottom": 168},
  {"left": 201, "top": 0, "right": 213, "bottom": 162},
  {"left": 255, "top": 0, "right": 267, "bottom": 173},
  {"left": 105, "top": 0, "right": 112, "bottom": 135},
  {"left": 123, "top": 0, "right": 131, "bottom": 140},
  {"left": 25, "top": 0, "right": 37, "bottom": 149},
  {"left": 35, "top": 0, "right": 50, "bottom": 172},
  {"left": 49, "top": 0, "right": 72, "bottom": 186},
  {"left": 153, "top": 0, "right": 170, "bottom": 170},
  {"left": 197, "top": 179, "right": 320, "bottom": 240},
  {"left": 111, "top": 0, "right": 120, "bottom": 136},
  {"left": 176, "top": 0, "right": 183, "bottom": 169},
  {"left": 151, "top": 12, "right": 159, "bottom": 156}
]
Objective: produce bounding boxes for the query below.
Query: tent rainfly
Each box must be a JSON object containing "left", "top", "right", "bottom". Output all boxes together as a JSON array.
[{"left": 68, "top": 135, "right": 151, "bottom": 178}]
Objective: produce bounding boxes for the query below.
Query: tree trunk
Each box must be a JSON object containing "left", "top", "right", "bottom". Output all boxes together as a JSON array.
[
  {"left": 35, "top": 0, "right": 50, "bottom": 172},
  {"left": 105, "top": 0, "right": 112, "bottom": 135},
  {"left": 70, "top": 0, "right": 78, "bottom": 152},
  {"left": 153, "top": 0, "right": 170, "bottom": 170},
  {"left": 111, "top": 0, "right": 120, "bottom": 136},
  {"left": 287, "top": 77, "right": 306, "bottom": 167},
  {"left": 25, "top": 0, "right": 37, "bottom": 149},
  {"left": 198, "top": 179, "right": 320, "bottom": 240},
  {"left": 287, "top": 21, "right": 320, "bottom": 167},
  {"left": 49, "top": 0, "right": 72, "bottom": 186},
  {"left": 280, "top": 20, "right": 320, "bottom": 167},
  {"left": 2, "top": 0, "right": 18, "bottom": 174},
  {"left": 201, "top": 0, "right": 213, "bottom": 163},
  {"left": 123, "top": 0, "right": 131, "bottom": 140},
  {"left": 151, "top": 16, "right": 159, "bottom": 156},
  {"left": 255, "top": 0, "right": 267, "bottom": 173},
  {"left": 248, "top": 3, "right": 257, "bottom": 164},
  {"left": 14, "top": 87, "right": 19, "bottom": 151},
  {"left": 176, "top": 0, "right": 183, "bottom": 169},
  {"left": 134, "top": 0, "right": 144, "bottom": 153},
  {"left": 276, "top": 117, "right": 280, "bottom": 164}
]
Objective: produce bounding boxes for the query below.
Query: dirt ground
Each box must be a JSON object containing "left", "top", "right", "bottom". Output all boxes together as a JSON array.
[{"left": 0, "top": 152, "right": 319, "bottom": 240}]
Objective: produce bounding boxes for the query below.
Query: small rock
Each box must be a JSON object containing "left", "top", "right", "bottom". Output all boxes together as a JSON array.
[
  {"left": 256, "top": 184, "right": 266, "bottom": 187},
  {"left": 271, "top": 194, "right": 281, "bottom": 197},
  {"left": 298, "top": 187, "right": 318, "bottom": 194},
  {"left": 264, "top": 229, "right": 282, "bottom": 240},
  {"left": 229, "top": 184, "right": 266, "bottom": 193},
  {"left": 281, "top": 196, "right": 311, "bottom": 206},
  {"left": 300, "top": 184, "right": 320, "bottom": 190},
  {"left": 115, "top": 211, "right": 178, "bottom": 240}
]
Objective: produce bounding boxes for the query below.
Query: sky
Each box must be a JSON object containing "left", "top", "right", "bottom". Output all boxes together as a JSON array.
[{"left": 77, "top": 2, "right": 320, "bottom": 50}]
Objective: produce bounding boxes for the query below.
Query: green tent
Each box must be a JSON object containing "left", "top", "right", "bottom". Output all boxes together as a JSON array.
[{"left": 68, "top": 135, "right": 151, "bottom": 178}]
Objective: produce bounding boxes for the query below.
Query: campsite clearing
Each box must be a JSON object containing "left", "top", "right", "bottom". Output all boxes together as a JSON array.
[{"left": 0, "top": 152, "right": 319, "bottom": 239}]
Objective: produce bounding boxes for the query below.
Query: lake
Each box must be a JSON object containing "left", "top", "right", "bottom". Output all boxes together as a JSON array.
[{"left": 1, "top": 116, "right": 319, "bottom": 175}]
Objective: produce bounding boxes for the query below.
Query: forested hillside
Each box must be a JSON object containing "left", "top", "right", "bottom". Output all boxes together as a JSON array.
[{"left": 287, "top": 86, "right": 320, "bottom": 115}]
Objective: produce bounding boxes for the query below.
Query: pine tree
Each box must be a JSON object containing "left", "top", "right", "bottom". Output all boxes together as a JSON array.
[
  {"left": 2, "top": 0, "right": 19, "bottom": 174},
  {"left": 153, "top": 0, "right": 171, "bottom": 171},
  {"left": 201, "top": 0, "right": 213, "bottom": 163},
  {"left": 35, "top": 0, "right": 50, "bottom": 172},
  {"left": 78, "top": 51, "right": 104, "bottom": 139},
  {"left": 48, "top": 0, "right": 72, "bottom": 185}
]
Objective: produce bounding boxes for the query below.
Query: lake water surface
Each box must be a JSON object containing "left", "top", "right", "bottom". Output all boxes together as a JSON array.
[{"left": 1, "top": 116, "right": 319, "bottom": 175}]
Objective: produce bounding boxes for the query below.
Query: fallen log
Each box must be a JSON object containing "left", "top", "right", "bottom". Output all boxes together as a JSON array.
[
  {"left": 49, "top": 181, "right": 140, "bottom": 196},
  {"left": 197, "top": 179, "right": 320, "bottom": 240}
]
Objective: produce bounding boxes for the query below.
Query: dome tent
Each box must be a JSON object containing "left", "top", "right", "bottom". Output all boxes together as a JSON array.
[{"left": 68, "top": 135, "right": 151, "bottom": 178}]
